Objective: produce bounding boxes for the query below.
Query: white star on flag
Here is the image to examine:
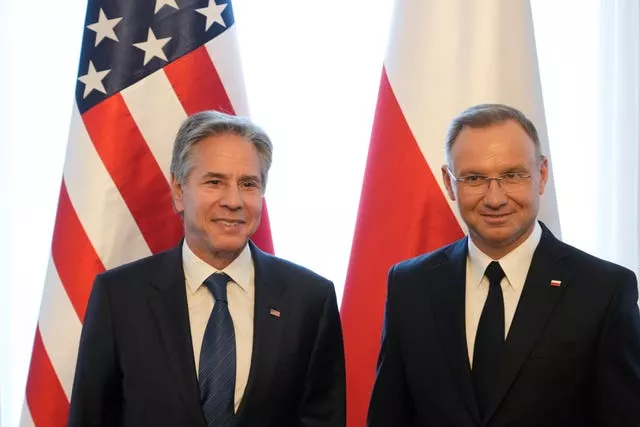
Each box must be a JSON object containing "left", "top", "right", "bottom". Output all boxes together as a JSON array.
[
  {"left": 77, "top": 61, "right": 111, "bottom": 98},
  {"left": 86, "top": 8, "right": 122, "bottom": 46},
  {"left": 196, "top": 0, "right": 227, "bottom": 31},
  {"left": 154, "top": 0, "right": 179, "bottom": 14},
  {"left": 132, "top": 28, "right": 172, "bottom": 66}
]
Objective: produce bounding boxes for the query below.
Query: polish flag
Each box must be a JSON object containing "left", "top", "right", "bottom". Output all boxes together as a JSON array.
[{"left": 340, "top": 1, "right": 560, "bottom": 425}]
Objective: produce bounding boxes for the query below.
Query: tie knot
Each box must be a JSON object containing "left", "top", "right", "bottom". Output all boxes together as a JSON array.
[
  {"left": 484, "top": 261, "right": 505, "bottom": 286},
  {"left": 204, "top": 273, "right": 232, "bottom": 303}
]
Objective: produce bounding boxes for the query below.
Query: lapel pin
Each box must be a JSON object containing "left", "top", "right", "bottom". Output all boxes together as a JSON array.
[
  {"left": 269, "top": 308, "right": 281, "bottom": 318},
  {"left": 550, "top": 280, "right": 562, "bottom": 287}
]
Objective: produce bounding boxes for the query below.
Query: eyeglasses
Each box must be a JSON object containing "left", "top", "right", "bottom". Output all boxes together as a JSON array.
[{"left": 446, "top": 168, "right": 533, "bottom": 194}]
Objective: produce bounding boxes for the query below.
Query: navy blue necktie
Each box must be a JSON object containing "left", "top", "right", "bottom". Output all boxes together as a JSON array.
[
  {"left": 472, "top": 261, "right": 505, "bottom": 419},
  {"left": 199, "top": 273, "right": 236, "bottom": 427}
]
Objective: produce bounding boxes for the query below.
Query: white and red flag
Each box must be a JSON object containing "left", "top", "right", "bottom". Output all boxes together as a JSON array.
[
  {"left": 21, "top": 1, "right": 273, "bottom": 425},
  {"left": 340, "top": 1, "right": 560, "bottom": 425}
]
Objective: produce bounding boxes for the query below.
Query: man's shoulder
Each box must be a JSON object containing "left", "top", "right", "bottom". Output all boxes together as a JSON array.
[
  {"left": 384, "top": 239, "right": 465, "bottom": 301},
  {"left": 533, "top": 225, "right": 638, "bottom": 300},
  {"left": 554, "top": 238, "right": 635, "bottom": 279},
  {"left": 252, "top": 246, "right": 334, "bottom": 293},
  {"left": 98, "top": 246, "right": 179, "bottom": 282},
  {"left": 394, "top": 238, "right": 464, "bottom": 274},
  {"left": 255, "top": 250, "right": 332, "bottom": 284},
  {"left": 537, "top": 222, "right": 633, "bottom": 277}
]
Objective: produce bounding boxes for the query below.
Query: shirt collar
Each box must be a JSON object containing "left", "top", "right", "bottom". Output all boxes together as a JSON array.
[
  {"left": 182, "top": 241, "right": 254, "bottom": 294},
  {"left": 467, "top": 222, "right": 542, "bottom": 291}
]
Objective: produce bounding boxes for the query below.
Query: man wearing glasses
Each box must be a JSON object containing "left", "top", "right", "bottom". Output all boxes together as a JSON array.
[{"left": 367, "top": 104, "right": 640, "bottom": 426}]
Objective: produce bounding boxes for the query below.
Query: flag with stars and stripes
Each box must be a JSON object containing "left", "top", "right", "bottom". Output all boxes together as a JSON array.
[{"left": 21, "top": 1, "right": 274, "bottom": 425}]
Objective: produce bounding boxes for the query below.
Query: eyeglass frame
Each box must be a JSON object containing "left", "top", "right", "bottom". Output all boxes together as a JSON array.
[{"left": 445, "top": 167, "right": 535, "bottom": 193}]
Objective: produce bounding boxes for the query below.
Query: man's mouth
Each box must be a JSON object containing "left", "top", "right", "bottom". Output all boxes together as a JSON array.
[
  {"left": 482, "top": 213, "right": 511, "bottom": 219},
  {"left": 212, "top": 219, "right": 245, "bottom": 227}
]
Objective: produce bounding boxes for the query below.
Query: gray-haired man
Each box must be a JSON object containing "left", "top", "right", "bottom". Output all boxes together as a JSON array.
[{"left": 69, "top": 111, "right": 346, "bottom": 427}]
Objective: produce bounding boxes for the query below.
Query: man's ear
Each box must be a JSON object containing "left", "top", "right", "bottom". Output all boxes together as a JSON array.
[
  {"left": 441, "top": 165, "right": 456, "bottom": 201},
  {"left": 538, "top": 156, "right": 549, "bottom": 195},
  {"left": 170, "top": 174, "right": 185, "bottom": 214}
]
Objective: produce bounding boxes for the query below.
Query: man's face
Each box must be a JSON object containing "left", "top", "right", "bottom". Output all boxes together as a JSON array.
[
  {"left": 441, "top": 120, "right": 548, "bottom": 259},
  {"left": 171, "top": 134, "right": 264, "bottom": 268}
]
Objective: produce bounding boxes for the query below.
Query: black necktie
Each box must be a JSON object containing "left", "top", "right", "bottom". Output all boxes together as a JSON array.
[
  {"left": 472, "top": 261, "right": 505, "bottom": 418},
  {"left": 199, "top": 273, "right": 236, "bottom": 427}
]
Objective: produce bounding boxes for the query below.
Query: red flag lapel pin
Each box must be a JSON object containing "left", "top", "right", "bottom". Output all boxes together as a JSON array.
[
  {"left": 269, "top": 308, "right": 281, "bottom": 318},
  {"left": 550, "top": 280, "right": 562, "bottom": 287}
]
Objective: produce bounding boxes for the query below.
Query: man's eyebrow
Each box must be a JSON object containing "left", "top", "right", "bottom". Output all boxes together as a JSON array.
[
  {"left": 456, "top": 169, "right": 484, "bottom": 176},
  {"left": 200, "top": 172, "right": 262, "bottom": 183},
  {"left": 239, "top": 174, "right": 261, "bottom": 181},
  {"left": 457, "top": 165, "right": 529, "bottom": 175},
  {"left": 500, "top": 164, "right": 531, "bottom": 173},
  {"left": 201, "top": 172, "right": 227, "bottom": 179}
]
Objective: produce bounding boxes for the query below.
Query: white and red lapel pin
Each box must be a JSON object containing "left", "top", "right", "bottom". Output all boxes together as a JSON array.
[{"left": 269, "top": 308, "right": 281, "bottom": 317}]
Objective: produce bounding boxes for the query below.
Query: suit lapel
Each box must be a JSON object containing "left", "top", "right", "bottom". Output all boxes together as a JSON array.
[
  {"left": 429, "top": 238, "right": 482, "bottom": 425},
  {"left": 483, "top": 224, "right": 572, "bottom": 424},
  {"left": 234, "top": 242, "right": 287, "bottom": 422},
  {"left": 147, "top": 245, "right": 207, "bottom": 427}
]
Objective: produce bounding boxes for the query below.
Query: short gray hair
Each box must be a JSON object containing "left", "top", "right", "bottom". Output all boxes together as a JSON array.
[
  {"left": 445, "top": 104, "right": 542, "bottom": 163},
  {"left": 170, "top": 110, "right": 273, "bottom": 189}
]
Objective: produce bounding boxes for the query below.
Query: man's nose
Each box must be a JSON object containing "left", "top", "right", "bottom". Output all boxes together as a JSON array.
[
  {"left": 483, "top": 179, "right": 508, "bottom": 207},
  {"left": 220, "top": 184, "right": 242, "bottom": 209}
]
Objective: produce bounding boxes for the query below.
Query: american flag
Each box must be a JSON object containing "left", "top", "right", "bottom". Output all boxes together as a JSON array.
[{"left": 21, "top": 0, "right": 273, "bottom": 425}]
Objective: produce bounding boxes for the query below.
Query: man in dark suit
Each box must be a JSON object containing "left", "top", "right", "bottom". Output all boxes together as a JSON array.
[
  {"left": 367, "top": 104, "right": 640, "bottom": 426},
  {"left": 68, "top": 111, "right": 346, "bottom": 426}
]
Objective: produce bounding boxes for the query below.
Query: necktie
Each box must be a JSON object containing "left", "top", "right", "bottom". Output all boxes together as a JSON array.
[
  {"left": 472, "top": 261, "right": 505, "bottom": 418},
  {"left": 199, "top": 273, "right": 236, "bottom": 427}
]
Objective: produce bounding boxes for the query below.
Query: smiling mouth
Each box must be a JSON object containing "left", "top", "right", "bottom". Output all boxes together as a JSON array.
[
  {"left": 482, "top": 213, "right": 511, "bottom": 219},
  {"left": 212, "top": 219, "right": 245, "bottom": 226}
]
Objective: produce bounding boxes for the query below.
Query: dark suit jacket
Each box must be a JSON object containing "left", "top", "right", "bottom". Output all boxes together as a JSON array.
[
  {"left": 368, "top": 223, "right": 640, "bottom": 427},
  {"left": 68, "top": 241, "right": 346, "bottom": 427}
]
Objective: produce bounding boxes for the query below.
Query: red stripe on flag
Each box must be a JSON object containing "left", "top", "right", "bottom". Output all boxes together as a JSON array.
[
  {"left": 82, "top": 95, "right": 184, "bottom": 254},
  {"left": 251, "top": 201, "right": 274, "bottom": 253},
  {"left": 52, "top": 181, "right": 105, "bottom": 321},
  {"left": 341, "top": 69, "right": 464, "bottom": 427},
  {"left": 164, "top": 46, "right": 235, "bottom": 115},
  {"left": 164, "top": 47, "right": 275, "bottom": 254},
  {"left": 25, "top": 328, "right": 70, "bottom": 426}
]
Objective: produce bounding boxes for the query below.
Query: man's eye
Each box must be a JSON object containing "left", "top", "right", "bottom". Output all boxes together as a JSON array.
[
  {"left": 464, "top": 175, "right": 484, "bottom": 182},
  {"left": 241, "top": 181, "right": 259, "bottom": 189},
  {"left": 503, "top": 172, "right": 519, "bottom": 180},
  {"left": 206, "top": 179, "right": 222, "bottom": 185}
]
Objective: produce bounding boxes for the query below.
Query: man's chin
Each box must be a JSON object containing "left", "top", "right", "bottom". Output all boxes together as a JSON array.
[
  {"left": 208, "top": 237, "right": 249, "bottom": 253},
  {"left": 472, "top": 227, "right": 515, "bottom": 244},
  {"left": 480, "top": 215, "right": 513, "bottom": 228}
]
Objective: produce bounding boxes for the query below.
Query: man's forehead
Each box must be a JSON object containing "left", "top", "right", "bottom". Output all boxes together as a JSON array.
[
  {"left": 451, "top": 136, "right": 539, "bottom": 171},
  {"left": 454, "top": 124, "right": 535, "bottom": 152},
  {"left": 457, "top": 120, "right": 530, "bottom": 138}
]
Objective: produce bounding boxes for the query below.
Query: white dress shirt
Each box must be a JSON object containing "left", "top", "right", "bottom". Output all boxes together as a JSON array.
[
  {"left": 182, "top": 241, "right": 255, "bottom": 412},
  {"left": 465, "top": 222, "right": 542, "bottom": 366}
]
